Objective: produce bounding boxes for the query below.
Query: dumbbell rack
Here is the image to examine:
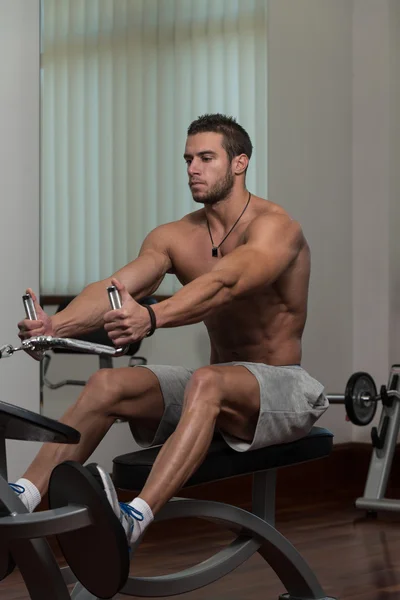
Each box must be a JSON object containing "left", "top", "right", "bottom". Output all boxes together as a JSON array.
[{"left": 355, "top": 364, "right": 400, "bottom": 513}]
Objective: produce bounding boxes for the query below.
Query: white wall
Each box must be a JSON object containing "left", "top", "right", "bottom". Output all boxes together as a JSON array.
[
  {"left": 0, "top": 0, "right": 41, "bottom": 480},
  {"left": 351, "top": 0, "right": 392, "bottom": 443},
  {"left": 268, "top": 0, "right": 400, "bottom": 445},
  {"left": 350, "top": 0, "right": 400, "bottom": 443},
  {"left": 389, "top": 0, "right": 400, "bottom": 367},
  {"left": 267, "top": 0, "right": 354, "bottom": 442}
]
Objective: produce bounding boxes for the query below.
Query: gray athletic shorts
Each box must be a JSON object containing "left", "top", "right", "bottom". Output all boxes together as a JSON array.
[{"left": 130, "top": 363, "right": 329, "bottom": 452}]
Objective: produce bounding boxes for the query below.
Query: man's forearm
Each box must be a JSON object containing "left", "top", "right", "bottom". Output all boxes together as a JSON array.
[
  {"left": 51, "top": 280, "right": 117, "bottom": 337},
  {"left": 51, "top": 253, "right": 166, "bottom": 338},
  {"left": 154, "top": 272, "right": 232, "bottom": 329}
]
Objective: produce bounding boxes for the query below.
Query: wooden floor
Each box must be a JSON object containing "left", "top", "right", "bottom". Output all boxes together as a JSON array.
[{"left": 2, "top": 498, "right": 400, "bottom": 600}]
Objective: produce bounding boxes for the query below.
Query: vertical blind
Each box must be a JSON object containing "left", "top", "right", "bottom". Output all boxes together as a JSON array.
[{"left": 41, "top": 0, "right": 268, "bottom": 296}]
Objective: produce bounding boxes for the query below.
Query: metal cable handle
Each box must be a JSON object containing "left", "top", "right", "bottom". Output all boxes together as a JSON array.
[
  {"left": 23, "top": 286, "right": 129, "bottom": 357},
  {"left": 21, "top": 335, "right": 128, "bottom": 356},
  {"left": 1, "top": 287, "right": 129, "bottom": 359}
]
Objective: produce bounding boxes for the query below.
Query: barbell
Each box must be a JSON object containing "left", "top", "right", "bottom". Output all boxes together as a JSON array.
[{"left": 328, "top": 371, "right": 400, "bottom": 426}]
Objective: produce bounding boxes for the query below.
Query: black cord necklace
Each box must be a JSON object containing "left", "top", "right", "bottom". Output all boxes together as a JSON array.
[{"left": 206, "top": 192, "right": 251, "bottom": 257}]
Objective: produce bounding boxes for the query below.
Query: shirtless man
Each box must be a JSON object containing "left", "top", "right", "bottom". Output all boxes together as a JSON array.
[{"left": 14, "top": 113, "right": 328, "bottom": 545}]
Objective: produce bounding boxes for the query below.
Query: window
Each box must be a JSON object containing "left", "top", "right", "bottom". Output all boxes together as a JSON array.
[{"left": 41, "top": 0, "right": 268, "bottom": 296}]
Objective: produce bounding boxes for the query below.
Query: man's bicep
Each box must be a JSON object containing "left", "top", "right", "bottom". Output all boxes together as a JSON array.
[
  {"left": 112, "top": 225, "right": 173, "bottom": 295},
  {"left": 138, "top": 226, "right": 173, "bottom": 271},
  {"left": 139, "top": 224, "right": 172, "bottom": 254},
  {"left": 247, "top": 216, "right": 303, "bottom": 270},
  {"left": 213, "top": 217, "right": 303, "bottom": 294},
  {"left": 139, "top": 226, "right": 171, "bottom": 262}
]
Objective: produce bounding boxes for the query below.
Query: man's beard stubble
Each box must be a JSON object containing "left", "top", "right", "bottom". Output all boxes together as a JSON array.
[{"left": 191, "top": 169, "right": 234, "bottom": 205}]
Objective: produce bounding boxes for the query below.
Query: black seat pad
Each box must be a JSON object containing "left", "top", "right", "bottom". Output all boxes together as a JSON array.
[{"left": 113, "top": 427, "right": 333, "bottom": 491}]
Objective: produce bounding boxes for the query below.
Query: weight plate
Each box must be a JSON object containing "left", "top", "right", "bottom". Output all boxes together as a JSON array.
[
  {"left": 345, "top": 372, "right": 377, "bottom": 426},
  {"left": 48, "top": 461, "right": 129, "bottom": 599}
]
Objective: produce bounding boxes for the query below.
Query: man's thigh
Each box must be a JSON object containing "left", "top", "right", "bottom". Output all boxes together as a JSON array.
[
  {"left": 128, "top": 364, "right": 194, "bottom": 447},
  {"left": 207, "top": 365, "right": 261, "bottom": 443},
  {"left": 211, "top": 363, "right": 327, "bottom": 451},
  {"left": 128, "top": 363, "right": 260, "bottom": 446},
  {"left": 107, "top": 366, "right": 165, "bottom": 432}
]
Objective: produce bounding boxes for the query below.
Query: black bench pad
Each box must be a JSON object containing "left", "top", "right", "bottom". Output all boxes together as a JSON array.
[{"left": 113, "top": 426, "right": 333, "bottom": 491}]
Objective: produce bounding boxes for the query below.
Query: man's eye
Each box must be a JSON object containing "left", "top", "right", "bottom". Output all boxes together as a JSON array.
[{"left": 202, "top": 157, "right": 212, "bottom": 162}]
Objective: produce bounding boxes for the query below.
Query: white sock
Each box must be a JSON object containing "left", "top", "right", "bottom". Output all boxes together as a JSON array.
[
  {"left": 128, "top": 497, "right": 154, "bottom": 544},
  {"left": 13, "top": 478, "right": 41, "bottom": 513}
]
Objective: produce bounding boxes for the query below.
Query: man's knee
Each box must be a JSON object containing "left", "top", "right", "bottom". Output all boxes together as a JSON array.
[
  {"left": 185, "top": 367, "right": 224, "bottom": 415},
  {"left": 79, "top": 367, "right": 162, "bottom": 415},
  {"left": 78, "top": 369, "right": 122, "bottom": 410}
]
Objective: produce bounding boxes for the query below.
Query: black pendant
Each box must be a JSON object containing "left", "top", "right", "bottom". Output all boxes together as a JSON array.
[{"left": 212, "top": 247, "right": 218, "bottom": 257}]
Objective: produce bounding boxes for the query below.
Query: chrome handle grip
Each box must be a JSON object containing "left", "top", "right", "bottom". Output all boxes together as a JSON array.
[
  {"left": 16, "top": 287, "right": 129, "bottom": 361},
  {"left": 22, "top": 294, "right": 44, "bottom": 361},
  {"left": 22, "top": 294, "right": 38, "bottom": 321},
  {"left": 107, "top": 285, "right": 122, "bottom": 310},
  {"left": 106, "top": 285, "right": 129, "bottom": 356}
]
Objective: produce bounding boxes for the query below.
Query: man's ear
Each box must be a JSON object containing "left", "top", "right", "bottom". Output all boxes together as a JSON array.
[{"left": 233, "top": 154, "right": 249, "bottom": 175}]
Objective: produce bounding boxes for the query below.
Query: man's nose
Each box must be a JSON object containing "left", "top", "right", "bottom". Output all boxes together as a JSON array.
[{"left": 188, "top": 159, "right": 200, "bottom": 176}]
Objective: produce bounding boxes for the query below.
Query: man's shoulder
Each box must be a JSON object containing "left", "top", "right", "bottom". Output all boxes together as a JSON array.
[
  {"left": 251, "top": 196, "right": 292, "bottom": 220},
  {"left": 249, "top": 198, "right": 299, "bottom": 230},
  {"left": 180, "top": 208, "right": 205, "bottom": 225},
  {"left": 156, "top": 208, "right": 204, "bottom": 230},
  {"left": 151, "top": 215, "right": 197, "bottom": 236},
  {"left": 247, "top": 198, "right": 306, "bottom": 248},
  {"left": 145, "top": 213, "right": 202, "bottom": 255}
]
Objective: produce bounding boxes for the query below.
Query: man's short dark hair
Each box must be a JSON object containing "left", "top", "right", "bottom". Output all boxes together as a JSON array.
[{"left": 187, "top": 114, "right": 253, "bottom": 164}]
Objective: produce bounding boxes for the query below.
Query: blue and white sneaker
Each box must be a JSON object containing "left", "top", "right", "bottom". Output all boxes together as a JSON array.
[{"left": 85, "top": 463, "right": 144, "bottom": 546}]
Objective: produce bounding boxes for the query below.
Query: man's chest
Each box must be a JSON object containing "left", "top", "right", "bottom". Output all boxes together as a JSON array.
[{"left": 168, "top": 227, "right": 246, "bottom": 285}]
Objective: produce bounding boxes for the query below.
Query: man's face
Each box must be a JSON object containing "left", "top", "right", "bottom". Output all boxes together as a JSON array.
[{"left": 184, "top": 132, "right": 234, "bottom": 205}]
